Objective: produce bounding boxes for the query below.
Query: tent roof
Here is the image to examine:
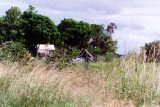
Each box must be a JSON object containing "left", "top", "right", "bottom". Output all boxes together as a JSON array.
[{"left": 37, "top": 44, "right": 55, "bottom": 50}]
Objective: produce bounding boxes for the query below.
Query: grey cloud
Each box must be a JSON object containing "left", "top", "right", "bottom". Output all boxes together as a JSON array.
[
  {"left": 29, "top": 0, "right": 121, "bottom": 15},
  {"left": 117, "top": 23, "right": 145, "bottom": 31}
]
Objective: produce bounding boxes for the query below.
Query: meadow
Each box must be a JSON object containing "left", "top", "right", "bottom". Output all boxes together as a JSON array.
[{"left": 0, "top": 53, "right": 160, "bottom": 107}]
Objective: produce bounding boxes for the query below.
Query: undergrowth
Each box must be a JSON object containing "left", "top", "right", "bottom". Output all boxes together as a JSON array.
[{"left": 0, "top": 53, "right": 160, "bottom": 107}]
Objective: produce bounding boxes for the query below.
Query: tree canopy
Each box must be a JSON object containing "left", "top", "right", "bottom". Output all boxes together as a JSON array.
[
  {"left": 0, "top": 7, "right": 24, "bottom": 43},
  {"left": 22, "top": 5, "right": 60, "bottom": 46},
  {"left": 57, "top": 18, "right": 91, "bottom": 48},
  {"left": 91, "top": 24, "right": 104, "bottom": 37},
  {"left": 0, "top": 6, "right": 117, "bottom": 56},
  {"left": 89, "top": 24, "right": 117, "bottom": 54}
]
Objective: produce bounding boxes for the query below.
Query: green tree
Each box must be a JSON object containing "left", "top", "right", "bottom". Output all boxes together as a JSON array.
[
  {"left": 91, "top": 24, "right": 104, "bottom": 37},
  {"left": 99, "top": 35, "right": 117, "bottom": 54},
  {"left": 89, "top": 23, "right": 117, "bottom": 54},
  {"left": 22, "top": 5, "right": 60, "bottom": 54},
  {"left": 0, "top": 7, "right": 24, "bottom": 43},
  {"left": 57, "top": 18, "right": 91, "bottom": 48},
  {"left": 103, "top": 23, "right": 117, "bottom": 53},
  {"left": 89, "top": 24, "right": 105, "bottom": 48},
  {"left": 0, "top": 17, "right": 5, "bottom": 43}
]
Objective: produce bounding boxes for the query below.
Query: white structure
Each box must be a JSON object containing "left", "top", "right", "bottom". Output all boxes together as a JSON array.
[{"left": 37, "top": 44, "right": 55, "bottom": 57}]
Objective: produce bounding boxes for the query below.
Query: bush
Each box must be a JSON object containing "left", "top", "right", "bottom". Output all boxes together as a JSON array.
[
  {"left": 46, "top": 49, "right": 73, "bottom": 70},
  {"left": 68, "top": 47, "right": 79, "bottom": 57},
  {"left": 105, "top": 52, "right": 115, "bottom": 62},
  {"left": 0, "top": 41, "right": 30, "bottom": 62},
  {"left": 89, "top": 47, "right": 101, "bottom": 55}
]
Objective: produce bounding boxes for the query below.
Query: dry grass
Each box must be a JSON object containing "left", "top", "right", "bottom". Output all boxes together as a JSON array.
[{"left": 0, "top": 54, "right": 160, "bottom": 107}]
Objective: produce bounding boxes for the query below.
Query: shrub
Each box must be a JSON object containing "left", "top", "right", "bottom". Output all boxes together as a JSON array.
[
  {"left": 46, "top": 49, "right": 73, "bottom": 70},
  {"left": 0, "top": 41, "right": 30, "bottom": 62},
  {"left": 68, "top": 47, "right": 79, "bottom": 57},
  {"left": 105, "top": 52, "right": 115, "bottom": 62},
  {"left": 89, "top": 47, "right": 101, "bottom": 55}
]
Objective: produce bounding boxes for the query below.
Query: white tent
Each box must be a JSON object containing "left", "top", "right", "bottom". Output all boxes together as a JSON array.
[
  {"left": 37, "top": 44, "right": 55, "bottom": 50},
  {"left": 37, "top": 44, "right": 55, "bottom": 56}
]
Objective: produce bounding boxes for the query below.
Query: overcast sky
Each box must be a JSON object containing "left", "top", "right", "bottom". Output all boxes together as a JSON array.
[{"left": 1, "top": 0, "right": 160, "bottom": 54}]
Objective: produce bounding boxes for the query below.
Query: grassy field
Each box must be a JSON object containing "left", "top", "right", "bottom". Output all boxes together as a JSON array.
[{"left": 0, "top": 54, "right": 160, "bottom": 107}]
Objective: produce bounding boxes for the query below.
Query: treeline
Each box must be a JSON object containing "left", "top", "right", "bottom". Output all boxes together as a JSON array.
[{"left": 0, "top": 5, "right": 117, "bottom": 56}]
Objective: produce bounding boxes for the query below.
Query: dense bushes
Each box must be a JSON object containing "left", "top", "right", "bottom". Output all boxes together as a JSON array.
[
  {"left": 105, "top": 52, "right": 115, "bottom": 62},
  {"left": 0, "top": 41, "right": 30, "bottom": 62}
]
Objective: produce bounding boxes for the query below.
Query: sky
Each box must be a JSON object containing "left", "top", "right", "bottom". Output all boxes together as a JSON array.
[{"left": 0, "top": 0, "right": 160, "bottom": 54}]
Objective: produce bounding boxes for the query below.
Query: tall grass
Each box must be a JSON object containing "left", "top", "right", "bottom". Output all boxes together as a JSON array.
[
  {"left": 77, "top": 53, "right": 160, "bottom": 106},
  {"left": 0, "top": 60, "right": 92, "bottom": 107},
  {"left": 0, "top": 53, "right": 160, "bottom": 107},
  {"left": 112, "top": 54, "right": 160, "bottom": 106}
]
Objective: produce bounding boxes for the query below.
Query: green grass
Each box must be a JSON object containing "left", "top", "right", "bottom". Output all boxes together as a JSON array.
[
  {"left": 75, "top": 56, "right": 160, "bottom": 106},
  {"left": 0, "top": 55, "right": 160, "bottom": 107},
  {"left": 0, "top": 61, "right": 92, "bottom": 107}
]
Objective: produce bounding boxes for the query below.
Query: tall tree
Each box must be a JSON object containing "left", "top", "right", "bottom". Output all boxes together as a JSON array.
[
  {"left": 22, "top": 5, "right": 60, "bottom": 54},
  {"left": 0, "top": 7, "right": 24, "bottom": 42},
  {"left": 0, "top": 17, "right": 5, "bottom": 43},
  {"left": 58, "top": 18, "right": 91, "bottom": 48},
  {"left": 91, "top": 24, "right": 104, "bottom": 37},
  {"left": 89, "top": 24, "right": 105, "bottom": 47},
  {"left": 101, "top": 23, "right": 117, "bottom": 54},
  {"left": 106, "top": 23, "right": 117, "bottom": 36},
  {"left": 89, "top": 23, "right": 117, "bottom": 54}
]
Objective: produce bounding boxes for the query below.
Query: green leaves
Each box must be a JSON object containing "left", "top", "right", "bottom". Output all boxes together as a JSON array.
[
  {"left": 0, "top": 7, "right": 24, "bottom": 42},
  {"left": 22, "top": 10, "right": 59, "bottom": 45},
  {"left": 57, "top": 18, "right": 91, "bottom": 48},
  {"left": 0, "top": 41, "right": 30, "bottom": 62},
  {"left": 0, "top": 6, "right": 117, "bottom": 57}
]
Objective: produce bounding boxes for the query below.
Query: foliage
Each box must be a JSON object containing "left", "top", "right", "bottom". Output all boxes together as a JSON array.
[
  {"left": 89, "top": 47, "right": 101, "bottom": 55},
  {"left": 105, "top": 52, "right": 115, "bottom": 62},
  {"left": 46, "top": 47, "right": 79, "bottom": 69},
  {"left": 22, "top": 5, "right": 60, "bottom": 53},
  {"left": 0, "top": 6, "right": 118, "bottom": 62},
  {"left": 57, "top": 18, "right": 91, "bottom": 48},
  {"left": 66, "top": 47, "right": 79, "bottom": 57},
  {"left": 0, "top": 6, "right": 60, "bottom": 56},
  {"left": 0, "top": 41, "right": 30, "bottom": 62},
  {"left": 0, "top": 7, "right": 24, "bottom": 43},
  {"left": 0, "top": 17, "right": 5, "bottom": 43},
  {"left": 99, "top": 35, "right": 117, "bottom": 54},
  {"left": 89, "top": 24, "right": 117, "bottom": 55},
  {"left": 46, "top": 49, "right": 74, "bottom": 69},
  {"left": 91, "top": 24, "right": 104, "bottom": 37}
]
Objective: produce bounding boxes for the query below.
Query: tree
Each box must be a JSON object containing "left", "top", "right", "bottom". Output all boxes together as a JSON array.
[
  {"left": 99, "top": 35, "right": 117, "bottom": 54},
  {"left": 106, "top": 23, "right": 117, "bottom": 36},
  {"left": 101, "top": 23, "right": 117, "bottom": 54},
  {"left": 22, "top": 5, "right": 60, "bottom": 54},
  {"left": 0, "top": 7, "right": 24, "bottom": 42},
  {"left": 89, "top": 23, "right": 117, "bottom": 54},
  {"left": 89, "top": 24, "right": 105, "bottom": 47},
  {"left": 91, "top": 24, "right": 104, "bottom": 37},
  {"left": 57, "top": 18, "right": 91, "bottom": 48},
  {"left": 0, "top": 17, "right": 5, "bottom": 43}
]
